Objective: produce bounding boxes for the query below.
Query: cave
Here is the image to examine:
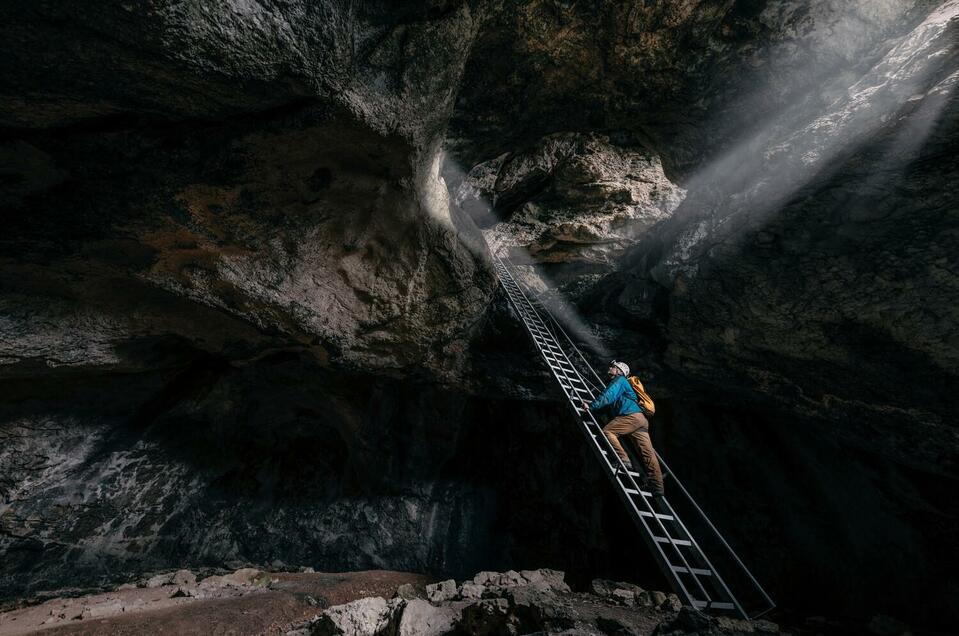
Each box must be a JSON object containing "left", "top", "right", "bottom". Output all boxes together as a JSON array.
[{"left": 1, "top": 1, "right": 958, "bottom": 634}]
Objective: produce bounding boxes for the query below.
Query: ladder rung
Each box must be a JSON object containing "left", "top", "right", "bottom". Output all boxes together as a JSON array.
[
  {"left": 639, "top": 510, "right": 674, "bottom": 520},
  {"left": 692, "top": 600, "right": 735, "bottom": 610},
  {"left": 673, "top": 566, "right": 712, "bottom": 576},
  {"left": 654, "top": 536, "right": 692, "bottom": 547},
  {"left": 623, "top": 488, "right": 653, "bottom": 497}
]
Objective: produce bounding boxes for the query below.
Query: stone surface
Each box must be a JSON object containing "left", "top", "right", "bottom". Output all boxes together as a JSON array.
[
  {"left": 144, "top": 573, "right": 173, "bottom": 589},
  {"left": 458, "top": 582, "right": 485, "bottom": 600},
  {"left": 394, "top": 583, "right": 426, "bottom": 602},
  {"left": 590, "top": 579, "right": 646, "bottom": 605},
  {"left": 396, "top": 598, "right": 461, "bottom": 636},
  {"left": 425, "top": 579, "right": 457, "bottom": 603},
  {"left": 460, "top": 598, "right": 512, "bottom": 635},
  {"left": 171, "top": 570, "right": 197, "bottom": 587},
  {"left": 458, "top": 133, "right": 685, "bottom": 266},
  {"left": 654, "top": 607, "right": 780, "bottom": 635},
  {"left": 311, "top": 596, "right": 393, "bottom": 636}
]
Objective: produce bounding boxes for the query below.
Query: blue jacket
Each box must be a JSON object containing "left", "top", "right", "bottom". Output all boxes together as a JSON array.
[{"left": 589, "top": 376, "right": 642, "bottom": 417}]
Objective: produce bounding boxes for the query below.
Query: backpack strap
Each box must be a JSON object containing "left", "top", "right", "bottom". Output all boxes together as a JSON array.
[{"left": 622, "top": 378, "right": 642, "bottom": 411}]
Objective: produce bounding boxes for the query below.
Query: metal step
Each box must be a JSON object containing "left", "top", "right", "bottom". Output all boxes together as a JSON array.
[
  {"left": 693, "top": 600, "right": 737, "bottom": 611},
  {"left": 654, "top": 536, "right": 692, "bottom": 547},
  {"left": 673, "top": 566, "right": 713, "bottom": 577},
  {"left": 639, "top": 510, "right": 675, "bottom": 521}
]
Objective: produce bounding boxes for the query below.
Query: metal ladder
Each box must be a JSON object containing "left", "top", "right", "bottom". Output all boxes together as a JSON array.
[{"left": 492, "top": 255, "right": 775, "bottom": 619}]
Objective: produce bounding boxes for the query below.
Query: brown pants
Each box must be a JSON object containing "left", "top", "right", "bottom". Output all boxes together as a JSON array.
[{"left": 603, "top": 412, "right": 664, "bottom": 493}]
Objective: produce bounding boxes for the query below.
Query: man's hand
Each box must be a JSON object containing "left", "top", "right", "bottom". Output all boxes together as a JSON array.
[{"left": 581, "top": 400, "right": 590, "bottom": 411}]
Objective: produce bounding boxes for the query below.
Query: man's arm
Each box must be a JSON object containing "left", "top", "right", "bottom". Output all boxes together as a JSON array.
[{"left": 588, "top": 377, "right": 623, "bottom": 411}]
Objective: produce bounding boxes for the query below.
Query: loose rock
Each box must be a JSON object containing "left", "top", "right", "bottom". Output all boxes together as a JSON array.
[
  {"left": 396, "top": 598, "right": 460, "bottom": 636},
  {"left": 425, "top": 579, "right": 457, "bottom": 603},
  {"left": 311, "top": 597, "right": 393, "bottom": 636}
]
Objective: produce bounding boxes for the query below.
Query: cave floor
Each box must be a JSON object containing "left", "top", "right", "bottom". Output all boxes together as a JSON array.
[{"left": 0, "top": 570, "right": 430, "bottom": 636}]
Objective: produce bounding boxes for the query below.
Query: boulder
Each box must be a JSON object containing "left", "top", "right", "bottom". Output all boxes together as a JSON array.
[
  {"left": 661, "top": 594, "right": 682, "bottom": 613},
  {"left": 425, "top": 579, "right": 457, "bottom": 603},
  {"left": 520, "top": 569, "right": 570, "bottom": 593},
  {"left": 471, "top": 569, "right": 569, "bottom": 593},
  {"left": 590, "top": 579, "right": 618, "bottom": 597},
  {"left": 311, "top": 597, "right": 393, "bottom": 636},
  {"left": 458, "top": 582, "right": 485, "bottom": 600},
  {"left": 396, "top": 599, "right": 460, "bottom": 636},
  {"left": 611, "top": 589, "right": 635, "bottom": 606},
  {"left": 197, "top": 575, "right": 229, "bottom": 591},
  {"left": 144, "top": 573, "right": 173, "bottom": 588},
  {"left": 634, "top": 590, "right": 654, "bottom": 608},
  {"left": 460, "top": 598, "right": 511, "bottom": 636},
  {"left": 589, "top": 579, "right": 646, "bottom": 605},
  {"left": 171, "top": 569, "right": 196, "bottom": 587},
  {"left": 394, "top": 583, "right": 426, "bottom": 601},
  {"left": 224, "top": 568, "right": 262, "bottom": 586}
]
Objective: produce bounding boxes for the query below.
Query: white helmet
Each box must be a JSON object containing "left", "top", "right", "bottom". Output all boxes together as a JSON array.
[{"left": 611, "top": 361, "right": 630, "bottom": 377}]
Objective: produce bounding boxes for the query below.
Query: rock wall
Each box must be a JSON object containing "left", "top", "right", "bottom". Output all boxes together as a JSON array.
[
  {"left": 0, "top": 348, "right": 650, "bottom": 602},
  {"left": 1, "top": 1, "right": 958, "bottom": 632}
]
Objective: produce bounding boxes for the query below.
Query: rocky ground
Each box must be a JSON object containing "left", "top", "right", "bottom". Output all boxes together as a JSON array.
[
  {"left": 0, "top": 568, "right": 789, "bottom": 636},
  {"left": 0, "top": 568, "right": 429, "bottom": 636}
]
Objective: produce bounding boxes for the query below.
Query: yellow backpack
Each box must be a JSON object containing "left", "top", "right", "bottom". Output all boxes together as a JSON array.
[{"left": 627, "top": 376, "right": 656, "bottom": 416}]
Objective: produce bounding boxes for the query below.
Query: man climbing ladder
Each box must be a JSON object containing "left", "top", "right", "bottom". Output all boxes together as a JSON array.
[
  {"left": 493, "top": 254, "right": 774, "bottom": 618},
  {"left": 582, "top": 361, "right": 665, "bottom": 497}
]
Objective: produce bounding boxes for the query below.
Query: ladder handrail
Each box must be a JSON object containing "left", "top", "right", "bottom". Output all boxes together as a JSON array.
[
  {"left": 538, "top": 305, "right": 776, "bottom": 617},
  {"left": 655, "top": 454, "right": 777, "bottom": 617},
  {"left": 493, "top": 255, "right": 775, "bottom": 620},
  {"left": 493, "top": 257, "right": 721, "bottom": 611}
]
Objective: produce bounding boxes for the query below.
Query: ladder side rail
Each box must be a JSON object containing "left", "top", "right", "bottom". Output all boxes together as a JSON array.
[
  {"left": 656, "top": 454, "right": 775, "bottom": 616},
  {"left": 538, "top": 289, "right": 772, "bottom": 616},
  {"left": 504, "top": 257, "right": 606, "bottom": 392},
  {"left": 495, "top": 258, "right": 718, "bottom": 607},
  {"left": 496, "top": 259, "right": 762, "bottom": 614},
  {"left": 528, "top": 297, "right": 604, "bottom": 394},
  {"left": 656, "top": 493, "right": 748, "bottom": 619},
  {"left": 495, "top": 264, "right": 680, "bottom": 534},
  {"left": 495, "top": 259, "right": 712, "bottom": 578}
]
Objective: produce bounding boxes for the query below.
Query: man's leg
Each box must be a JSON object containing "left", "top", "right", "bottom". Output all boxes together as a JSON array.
[
  {"left": 603, "top": 415, "right": 641, "bottom": 466},
  {"left": 631, "top": 423, "right": 664, "bottom": 494}
]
